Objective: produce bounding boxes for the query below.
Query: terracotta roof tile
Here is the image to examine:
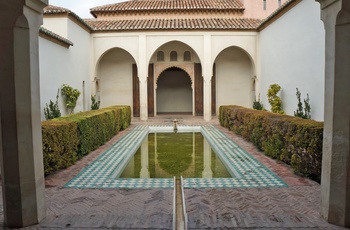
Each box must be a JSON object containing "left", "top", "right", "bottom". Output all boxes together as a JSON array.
[
  {"left": 85, "top": 18, "right": 261, "bottom": 31},
  {"left": 39, "top": 27, "right": 73, "bottom": 46},
  {"left": 91, "top": 0, "right": 244, "bottom": 17}
]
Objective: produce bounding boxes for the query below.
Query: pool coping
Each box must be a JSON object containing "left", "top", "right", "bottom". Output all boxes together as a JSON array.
[{"left": 65, "top": 125, "right": 287, "bottom": 189}]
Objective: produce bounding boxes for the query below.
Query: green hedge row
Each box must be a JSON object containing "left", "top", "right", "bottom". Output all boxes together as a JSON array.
[
  {"left": 219, "top": 105, "right": 323, "bottom": 182},
  {"left": 42, "top": 106, "right": 131, "bottom": 176}
]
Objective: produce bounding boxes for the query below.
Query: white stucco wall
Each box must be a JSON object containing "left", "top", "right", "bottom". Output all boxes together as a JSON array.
[
  {"left": 259, "top": 0, "right": 325, "bottom": 121},
  {"left": 66, "top": 19, "right": 91, "bottom": 112},
  {"left": 42, "top": 17, "right": 68, "bottom": 37},
  {"left": 39, "top": 37, "right": 69, "bottom": 120},
  {"left": 40, "top": 17, "right": 91, "bottom": 120},
  {"left": 215, "top": 46, "right": 254, "bottom": 113}
]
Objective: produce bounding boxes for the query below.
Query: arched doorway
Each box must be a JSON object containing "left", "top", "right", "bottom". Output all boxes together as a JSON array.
[
  {"left": 96, "top": 48, "right": 137, "bottom": 116},
  {"left": 156, "top": 67, "right": 193, "bottom": 114},
  {"left": 213, "top": 46, "right": 254, "bottom": 114}
]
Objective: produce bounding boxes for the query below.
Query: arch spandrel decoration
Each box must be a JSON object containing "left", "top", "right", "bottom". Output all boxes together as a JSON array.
[{"left": 154, "top": 63, "right": 194, "bottom": 89}]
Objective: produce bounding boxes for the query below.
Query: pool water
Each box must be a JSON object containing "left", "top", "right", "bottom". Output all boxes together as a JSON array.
[{"left": 120, "top": 133, "right": 232, "bottom": 178}]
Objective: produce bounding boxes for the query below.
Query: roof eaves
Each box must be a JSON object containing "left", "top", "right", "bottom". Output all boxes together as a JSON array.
[
  {"left": 44, "top": 5, "right": 93, "bottom": 32},
  {"left": 39, "top": 27, "right": 73, "bottom": 47},
  {"left": 257, "top": 0, "right": 300, "bottom": 30},
  {"left": 85, "top": 17, "right": 261, "bottom": 32}
]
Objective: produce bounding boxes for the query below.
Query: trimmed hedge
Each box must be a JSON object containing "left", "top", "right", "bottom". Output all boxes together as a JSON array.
[
  {"left": 219, "top": 105, "right": 323, "bottom": 182},
  {"left": 42, "top": 120, "right": 79, "bottom": 176},
  {"left": 42, "top": 106, "right": 131, "bottom": 176}
]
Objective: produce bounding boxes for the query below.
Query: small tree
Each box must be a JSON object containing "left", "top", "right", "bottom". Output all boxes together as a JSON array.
[
  {"left": 294, "top": 88, "right": 311, "bottom": 119},
  {"left": 91, "top": 95, "right": 100, "bottom": 110},
  {"left": 253, "top": 94, "right": 264, "bottom": 110},
  {"left": 294, "top": 88, "right": 304, "bottom": 118},
  {"left": 61, "top": 84, "right": 80, "bottom": 114},
  {"left": 304, "top": 93, "right": 311, "bottom": 119},
  {"left": 267, "top": 84, "right": 285, "bottom": 114},
  {"left": 44, "top": 89, "right": 61, "bottom": 120}
]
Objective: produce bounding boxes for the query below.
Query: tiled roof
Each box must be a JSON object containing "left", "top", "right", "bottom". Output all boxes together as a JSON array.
[
  {"left": 91, "top": 0, "right": 244, "bottom": 17},
  {"left": 39, "top": 27, "right": 74, "bottom": 47},
  {"left": 44, "top": 5, "right": 92, "bottom": 30},
  {"left": 85, "top": 18, "right": 260, "bottom": 31},
  {"left": 44, "top": 5, "right": 71, "bottom": 14}
]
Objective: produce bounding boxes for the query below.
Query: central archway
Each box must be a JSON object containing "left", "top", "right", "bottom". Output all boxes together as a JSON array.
[{"left": 156, "top": 67, "right": 192, "bottom": 114}]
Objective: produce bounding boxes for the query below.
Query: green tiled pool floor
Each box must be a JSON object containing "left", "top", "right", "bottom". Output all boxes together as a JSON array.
[{"left": 65, "top": 125, "right": 287, "bottom": 189}]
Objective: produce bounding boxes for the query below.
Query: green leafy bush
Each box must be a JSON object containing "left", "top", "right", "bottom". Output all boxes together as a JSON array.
[
  {"left": 267, "top": 84, "right": 285, "bottom": 114},
  {"left": 42, "top": 105, "right": 131, "bottom": 176},
  {"left": 61, "top": 84, "right": 81, "bottom": 114},
  {"left": 91, "top": 95, "right": 100, "bottom": 110},
  {"left": 219, "top": 105, "right": 323, "bottom": 182},
  {"left": 253, "top": 94, "right": 264, "bottom": 110}
]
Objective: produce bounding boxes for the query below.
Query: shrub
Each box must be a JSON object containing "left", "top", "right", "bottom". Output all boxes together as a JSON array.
[
  {"left": 253, "top": 94, "right": 264, "bottom": 110},
  {"left": 219, "top": 105, "right": 323, "bottom": 182},
  {"left": 61, "top": 84, "right": 81, "bottom": 114},
  {"left": 91, "top": 95, "right": 100, "bottom": 110},
  {"left": 267, "top": 84, "right": 285, "bottom": 114},
  {"left": 44, "top": 89, "right": 61, "bottom": 120}
]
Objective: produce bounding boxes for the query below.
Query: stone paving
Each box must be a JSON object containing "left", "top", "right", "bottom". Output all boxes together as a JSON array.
[{"left": 0, "top": 115, "right": 347, "bottom": 229}]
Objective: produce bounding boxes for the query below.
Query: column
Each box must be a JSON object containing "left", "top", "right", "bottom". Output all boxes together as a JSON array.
[
  {"left": 139, "top": 35, "right": 148, "bottom": 121},
  {"left": 0, "top": 0, "right": 47, "bottom": 227},
  {"left": 203, "top": 34, "right": 212, "bottom": 121},
  {"left": 318, "top": 0, "right": 350, "bottom": 227}
]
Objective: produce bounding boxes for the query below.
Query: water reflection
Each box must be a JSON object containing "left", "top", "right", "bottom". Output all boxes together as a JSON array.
[{"left": 119, "top": 132, "right": 231, "bottom": 178}]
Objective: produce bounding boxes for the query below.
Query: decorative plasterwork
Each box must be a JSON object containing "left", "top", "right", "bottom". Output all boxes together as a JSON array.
[{"left": 154, "top": 63, "right": 194, "bottom": 89}]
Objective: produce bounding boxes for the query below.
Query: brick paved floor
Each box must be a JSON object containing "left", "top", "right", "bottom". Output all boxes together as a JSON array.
[{"left": 0, "top": 116, "right": 347, "bottom": 229}]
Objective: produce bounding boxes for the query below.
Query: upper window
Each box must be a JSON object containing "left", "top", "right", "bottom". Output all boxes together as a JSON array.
[
  {"left": 263, "top": 0, "right": 266, "bottom": 10},
  {"left": 157, "top": 51, "right": 164, "bottom": 61},
  {"left": 278, "top": 0, "right": 281, "bottom": 7},
  {"left": 170, "top": 51, "right": 177, "bottom": 61},
  {"left": 183, "top": 51, "right": 191, "bottom": 61}
]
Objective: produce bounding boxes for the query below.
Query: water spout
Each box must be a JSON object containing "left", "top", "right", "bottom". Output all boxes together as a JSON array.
[{"left": 173, "top": 119, "right": 178, "bottom": 133}]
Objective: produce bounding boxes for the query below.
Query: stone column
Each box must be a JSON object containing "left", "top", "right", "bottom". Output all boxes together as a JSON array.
[
  {"left": 0, "top": 0, "right": 47, "bottom": 227},
  {"left": 203, "top": 34, "right": 212, "bottom": 121},
  {"left": 318, "top": 0, "right": 350, "bottom": 227},
  {"left": 139, "top": 35, "right": 148, "bottom": 121}
]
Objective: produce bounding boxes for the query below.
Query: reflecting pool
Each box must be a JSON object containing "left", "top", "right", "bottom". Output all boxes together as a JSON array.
[{"left": 119, "top": 132, "right": 232, "bottom": 178}]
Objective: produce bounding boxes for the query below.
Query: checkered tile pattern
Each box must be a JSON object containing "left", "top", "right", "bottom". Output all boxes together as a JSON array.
[{"left": 65, "top": 125, "right": 287, "bottom": 189}]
